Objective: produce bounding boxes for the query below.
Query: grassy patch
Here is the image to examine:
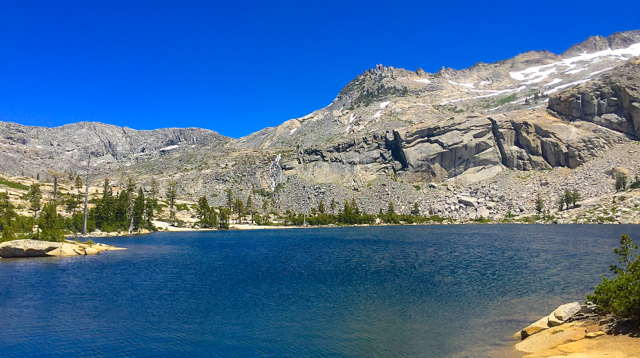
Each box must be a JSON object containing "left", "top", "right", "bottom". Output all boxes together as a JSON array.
[
  {"left": 0, "top": 177, "right": 29, "bottom": 191},
  {"left": 175, "top": 204, "right": 190, "bottom": 211},
  {"left": 497, "top": 94, "right": 517, "bottom": 106}
]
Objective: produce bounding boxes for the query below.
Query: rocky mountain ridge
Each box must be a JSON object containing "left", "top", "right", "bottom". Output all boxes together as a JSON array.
[
  {"left": 0, "top": 121, "right": 231, "bottom": 178},
  {"left": 1, "top": 30, "right": 640, "bottom": 221}
]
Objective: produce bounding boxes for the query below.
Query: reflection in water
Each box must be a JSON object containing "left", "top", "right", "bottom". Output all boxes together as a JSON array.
[{"left": 1, "top": 225, "right": 638, "bottom": 357}]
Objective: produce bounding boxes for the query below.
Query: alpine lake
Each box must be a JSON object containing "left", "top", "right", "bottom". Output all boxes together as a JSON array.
[{"left": 2, "top": 224, "right": 639, "bottom": 357}]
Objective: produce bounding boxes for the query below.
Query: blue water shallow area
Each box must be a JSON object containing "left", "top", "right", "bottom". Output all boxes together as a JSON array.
[{"left": 1, "top": 224, "right": 639, "bottom": 357}]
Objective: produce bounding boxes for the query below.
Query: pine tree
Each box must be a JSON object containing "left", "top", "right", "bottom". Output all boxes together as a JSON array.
[
  {"left": 24, "top": 183, "right": 42, "bottom": 217},
  {"left": 234, "top": 198, "right": 245, "bottom": 223},
  {"left": 387, "top": 201, "right": 396, "bottom": 216},
  {"left": 246, "top": 194, "right": 255, "bottom": 223},
  {"left": 616, "top": 174, "right": 628, "bottom": 192},
  {"left": 411, "top": 201, "right": 420, "bottom": 216},
  {"left": 557, "top": 195, "right": 565, "bottom": 211},
  {"left": 96, "top": 178, "right": 114, "bottom": 228},
  {"left": 133, "top": 188, "right": 145, "bottom": 229},
  {"left": 166, "top": 180, "right": 177, "bottom": 212},
  {"left": 64, "top": 195, "right": 78, "bottom": 214},
  {"left": 564, "top": 189, "right": 573, "bottom": 210},
  {"left": 0, "top": 192, "right": 16, "bottom": 242},
  {"left": 75, "top": 175, "right": 83, "bottom": 194},
  {"left": 218, "top": 208, "right": 229, "bottom": 229},
  {"left": 36, "top": 202, "right": 64, "bottom": 242},
  {"left": 318, "top": 199, "right": 325, "bottom": 214},
  {"left": 535, "top": 193, "right": 544, "bottom": 214},
  {"left": 145, "top": 196, "right": 154, "bottom": 224},
  {"left": 226, "top": 189, "right": 234, "bottom": 211},
  {"left": 197, "top": 196, "right": 210, "bottom": 221},
  {"left": 571, "top": 189, "right": 581, "bottom": 208},
  {"left": 351, "top": 198, "right": 360, "bottom": 215}
]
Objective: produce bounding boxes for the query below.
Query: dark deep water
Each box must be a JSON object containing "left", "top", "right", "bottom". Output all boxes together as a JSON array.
[{"left": 1, "top": 224, "right": 639, "bottom": 357}]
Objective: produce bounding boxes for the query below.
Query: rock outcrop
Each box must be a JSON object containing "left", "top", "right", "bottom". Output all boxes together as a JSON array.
[
  {"left": 0, "top": 239, "right": 125, "bottom": 258},
  {"left": 0, "top": 121, "right": 231, "bottom": 178},
  {"left": 514, "top": 302, "right": 595, "bottom": 340},
  {"left": 548, "top": 59, "right": 640, "bottom": 138},
  {"left": 288, "top": 110, "right": 626, "bottom": 187}
]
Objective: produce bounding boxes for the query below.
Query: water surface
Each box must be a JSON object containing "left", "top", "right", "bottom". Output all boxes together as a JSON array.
[{"left": 1, "top": 224, "right": 638, "bottom": 357}]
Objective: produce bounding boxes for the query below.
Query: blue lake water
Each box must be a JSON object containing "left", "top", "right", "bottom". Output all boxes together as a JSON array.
[{"left": 1, "top": 224, "right": 639, "bottom": 357}]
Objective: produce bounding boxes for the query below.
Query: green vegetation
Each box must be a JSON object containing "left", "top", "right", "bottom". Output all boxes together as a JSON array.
[
  {"left": 196, "top": 196, "right": 219, "bottom": 228},
  {"left": 282, "top": 199, "right": 446, "bottom": 226},
  {"left": 175, "top": 204, "right": 190, "bottom": 211},
  {"left": 23, "top": 183, "right": 42, "bottom": 215},
  {"left": 0, "top": 177, "right": 29, "bottom": 191},
  {"left": 557, "top": 188, "right": 581, "bottom": 211},
  {"left": 87, "top": 178, "right": 156, "bottom": 233},
  {"left": 588, "top": 234, "right": 640, "bottom": 319},
  {"left": 630, "top": 175, "right": 640, "bottom": 190},
  {"left": 496, "top": 94, "right": 517, "bottom": 106},
  {"left": 253, "top": 188, "right": 273, "bottom": 199},
  {"left": 535, "top": 193, "right": 545, "bottom": 214},
  {"left": 616, "top": 174, "right": 628, "bottom": 192},
  {"left": 1, "top": 190, "right": 81, "bottom": 243}
]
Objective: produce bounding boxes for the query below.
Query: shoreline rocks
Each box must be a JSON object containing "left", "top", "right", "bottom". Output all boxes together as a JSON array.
[
  {"left": 0, "top": 239, "right": 126, "bottom": 258},
  {"left": 514, "top": 302, "right": 594, "bottom": 340}
]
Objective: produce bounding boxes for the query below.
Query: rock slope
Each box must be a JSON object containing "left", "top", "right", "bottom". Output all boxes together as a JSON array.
[
  {"left": 0, "top": 121, "right": 231, "bottom": 178},
  {"left": 1, "top": 30, "right": 640, "bottom": 218}
]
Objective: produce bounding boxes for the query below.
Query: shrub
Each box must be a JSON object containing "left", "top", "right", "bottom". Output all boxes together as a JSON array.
[
  {"left": 615, "top": 174, "right": 628, "bottom": 192},
  {"left": 587, "top": 233, "right": 640, "bottom": 319}
]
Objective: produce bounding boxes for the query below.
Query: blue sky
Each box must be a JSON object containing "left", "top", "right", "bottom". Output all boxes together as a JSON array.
[{"left": 1, "top": 0, "right": 639, "bottom": 138}]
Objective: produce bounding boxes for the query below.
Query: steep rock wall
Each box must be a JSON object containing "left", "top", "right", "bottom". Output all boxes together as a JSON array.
[
  {"left": 286, "top": 111, "right": 626, "bottom": 186},
  {"left": 548, "top": 60, "right": 640, "bottom": 138}
]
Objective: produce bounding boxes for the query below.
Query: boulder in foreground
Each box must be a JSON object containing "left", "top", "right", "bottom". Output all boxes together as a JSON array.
[{"left": 514, "top": 302, "right": 594, "bottom": 340}]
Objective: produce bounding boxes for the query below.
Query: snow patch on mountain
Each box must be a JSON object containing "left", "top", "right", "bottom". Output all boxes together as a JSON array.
[{"left": 448, "top": 80, "right": 475, "bottom": 89}]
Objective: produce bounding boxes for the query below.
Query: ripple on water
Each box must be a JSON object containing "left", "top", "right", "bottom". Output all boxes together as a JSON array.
[{"left": 1, "top": 224, "right": 638, "bottom": 357}]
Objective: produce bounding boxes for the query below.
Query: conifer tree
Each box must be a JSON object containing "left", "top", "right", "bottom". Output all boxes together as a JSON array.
[
  {"left": 36, "top": 202, "right": 64, "bottom": 242},
  {"left": 166, "top": 180, "right": 177, "bottom": 212},
  {"left": 219, "top": 208, "right": 229, "bottom": 229},
  {"left": 535, "top": 193, "right": 544, "bottom": 214},
  {"left": 133, "top": 187, "right": 146, "bottom": 229},
  {"left": 411, "top": 201, "right": 420, "bottom": 216},
  {"left": 571, "top": 189, "right": 581, "bottom": 208},
  {"left": 75, "top": 175, "right": 83, "bottom": 194},
  {"left": 387, "top": 201, "right": 396, "bottom": 216},
  {"left": 24, "top": 183, "right": 42, "bottom": 217}
]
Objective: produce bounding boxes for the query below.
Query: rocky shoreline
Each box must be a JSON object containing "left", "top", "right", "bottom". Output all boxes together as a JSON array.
[
  {"left": 513, "top": 302, "right": 640, "bottom": 357},
  {"left": 0, "top": 239, "right": 126, "bottom": 258}
]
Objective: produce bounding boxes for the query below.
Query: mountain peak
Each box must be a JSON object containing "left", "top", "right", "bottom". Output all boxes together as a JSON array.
[{"left": 562, "top": 29, "right": 640, "bottom": 57}]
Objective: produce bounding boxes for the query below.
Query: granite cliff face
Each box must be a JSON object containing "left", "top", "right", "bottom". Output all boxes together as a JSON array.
[
  {"left": 1, "top": 30, "right": 640, "bottom": 220},
  {"left": 0, "top": 121, "right": 231, "bottom": 178},
  {"left": 548, "top": 59, "right": 640, "bottom": 138}
]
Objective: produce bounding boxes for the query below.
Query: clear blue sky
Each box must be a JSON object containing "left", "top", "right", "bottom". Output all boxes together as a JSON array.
[{"left": 1, "top": 0, "right": 639, "bottom": 138}]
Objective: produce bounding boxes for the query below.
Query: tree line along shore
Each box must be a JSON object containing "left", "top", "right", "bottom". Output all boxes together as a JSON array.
[{"left": 2, "top": 172, "right": 640, "bottom": 243}]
